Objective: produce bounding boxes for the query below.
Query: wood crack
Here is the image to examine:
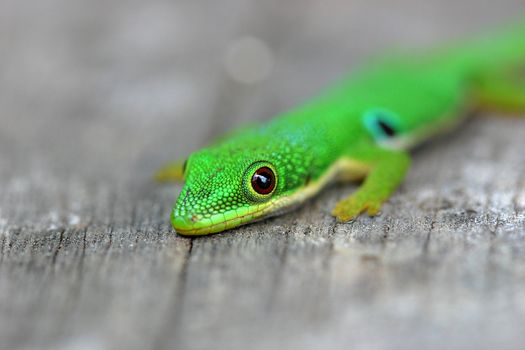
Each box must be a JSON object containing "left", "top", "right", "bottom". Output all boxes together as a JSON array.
[
  {"left": 0, "top": 234, "right": 5, "bottom": 267},
  {"left": 265, "top": 228, "right": 290, "bottom": 311},
  {"left": 51, "top": 228, "right": 65, "bottom": 266},
  {"left": 153, "top": 237, "right": 194, "bottom": 349}
]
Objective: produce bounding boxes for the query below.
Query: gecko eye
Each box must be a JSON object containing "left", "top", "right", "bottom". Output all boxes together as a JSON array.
[
  {"left": 243, "top": 161, "right": 278, "bottom": 202},
  {"left": 251, "top": 167, "right": 276, "bottom": 195}
]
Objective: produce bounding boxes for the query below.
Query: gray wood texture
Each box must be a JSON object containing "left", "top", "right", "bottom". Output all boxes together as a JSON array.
[{"left": 1, "top": 1, "right": 525, "bottom": 349}]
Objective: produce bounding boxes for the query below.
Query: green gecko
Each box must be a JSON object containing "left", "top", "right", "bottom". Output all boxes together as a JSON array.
[{"left": 157, "top": 21, "right": 525, "bottom": 236}]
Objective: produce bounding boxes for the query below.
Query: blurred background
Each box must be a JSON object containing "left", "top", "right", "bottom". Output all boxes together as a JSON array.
[
  {"left": 1, "top": 1, "right": 525, "bottom": 350},
  {"left": 2, "top": 0, "right": 525, "bottom": 184}
]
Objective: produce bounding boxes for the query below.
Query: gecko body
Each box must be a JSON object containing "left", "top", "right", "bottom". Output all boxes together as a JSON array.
[{"left": 157, "top": 22, "right": 525, "bottom": 235}]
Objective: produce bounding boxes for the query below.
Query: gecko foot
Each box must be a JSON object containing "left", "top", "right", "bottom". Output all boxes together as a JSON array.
[{"left": 331, "top": 195, "right": 383, "bottom": 222}]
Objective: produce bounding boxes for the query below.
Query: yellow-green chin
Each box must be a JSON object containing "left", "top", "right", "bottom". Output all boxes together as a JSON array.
[{"left": 171, "top": 203, "right": 277, "bottom": 236}]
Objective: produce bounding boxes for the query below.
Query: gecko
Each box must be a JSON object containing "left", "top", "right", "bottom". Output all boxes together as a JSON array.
[{"left": 156, "top": 21, "right": 525, "bottom": 236}]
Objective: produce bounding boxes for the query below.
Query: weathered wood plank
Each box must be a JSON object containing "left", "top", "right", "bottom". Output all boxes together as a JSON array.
[{"left": 1, "top": 0, "right": 525, "bottom": 350}]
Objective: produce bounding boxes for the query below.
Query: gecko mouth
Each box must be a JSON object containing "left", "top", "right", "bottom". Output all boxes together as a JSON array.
[{"left": 171, "top": 202, "right": 279, "bottom": 236}]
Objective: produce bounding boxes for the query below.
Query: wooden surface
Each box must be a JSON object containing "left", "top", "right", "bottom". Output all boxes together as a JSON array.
[{"left": 1, "top": 1, "right": 525, "bottom": 349}]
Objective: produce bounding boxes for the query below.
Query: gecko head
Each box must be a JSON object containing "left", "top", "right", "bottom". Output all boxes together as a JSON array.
[{"left": 170, "top": 144, "right": 294, "bottom": 236}]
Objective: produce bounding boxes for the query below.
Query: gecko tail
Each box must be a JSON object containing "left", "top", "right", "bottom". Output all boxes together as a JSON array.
[
  {"left": 460, "top": 18, "right": 525, "bottom": 114},
  {"left": 444, "top": 18, "right": 525, "bottom": 71}
]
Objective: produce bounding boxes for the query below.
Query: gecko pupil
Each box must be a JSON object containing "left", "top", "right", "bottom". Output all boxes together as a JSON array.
[{"left": 251, "top": 167, "right": 275, "bottom": 195}]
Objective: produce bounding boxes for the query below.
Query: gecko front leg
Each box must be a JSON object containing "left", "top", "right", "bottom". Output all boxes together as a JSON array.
[
  {"left": 332, "top": 147, "right": 411, "bottom": 222},
  {"left": 155, "top": 159, "right": 187, "bottom": 182}
]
